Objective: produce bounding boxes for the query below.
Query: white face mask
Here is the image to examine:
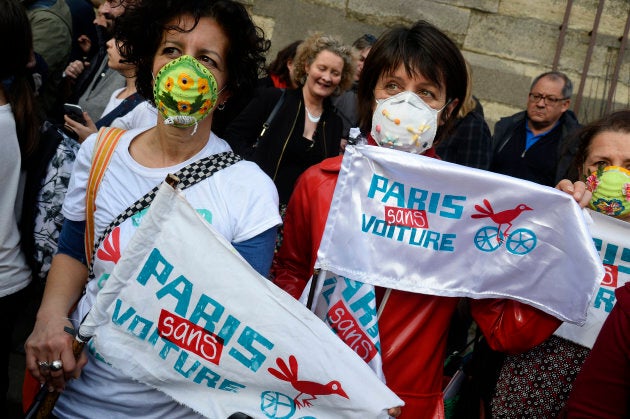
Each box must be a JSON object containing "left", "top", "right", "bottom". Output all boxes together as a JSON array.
[{"left": 371, "top": 91, "right": 446, "bottom": 154}]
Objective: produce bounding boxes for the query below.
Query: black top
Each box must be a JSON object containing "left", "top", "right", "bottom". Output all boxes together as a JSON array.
[
  {"left": 490, "top": 110, "right": 581, "bottom": 186},
  {"left": 224, "top": 87, "right": 343, "bottom": 204},
  {"left": 435, "top": 98, "right": 492, "bottom": 170}
]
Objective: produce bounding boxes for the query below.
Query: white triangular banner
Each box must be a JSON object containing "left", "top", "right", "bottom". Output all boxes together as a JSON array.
[{"left": 80, "top": 181, "right": 402, "bottom": 418}]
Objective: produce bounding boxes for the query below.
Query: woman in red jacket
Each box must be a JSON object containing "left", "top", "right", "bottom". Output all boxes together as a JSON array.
[{"left": 272, "top": 21, "right": 590, "bottom": 418}]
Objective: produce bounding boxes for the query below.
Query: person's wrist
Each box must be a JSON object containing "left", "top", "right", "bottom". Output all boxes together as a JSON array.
[{"left": 36, "top": 305, "right": 71, "bottom": 322}]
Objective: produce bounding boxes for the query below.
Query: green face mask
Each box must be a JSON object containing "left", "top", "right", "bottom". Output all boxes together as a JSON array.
[
  {"left": 586, "top": 165, "right": 630, "bottom": 218},
  {"left": 153, "top": 55, "right": 220, "bottom": 128}
]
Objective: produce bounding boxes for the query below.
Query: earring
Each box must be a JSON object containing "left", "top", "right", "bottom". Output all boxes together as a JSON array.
[{"left": 217, "top": 102, "right": 226, "bottom": 111}]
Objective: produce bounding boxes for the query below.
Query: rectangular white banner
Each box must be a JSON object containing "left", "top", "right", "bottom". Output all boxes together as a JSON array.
[
  {"left": 79, "top": 181, "right": 403, "bottom": 418},
  {"left": 315, "top": 145, "right": 604, "bottom": 325}
]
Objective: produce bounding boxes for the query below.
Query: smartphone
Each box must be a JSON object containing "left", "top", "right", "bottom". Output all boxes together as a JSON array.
[{"left": 63, "top": 103, "right": 87, "bottom": 125}]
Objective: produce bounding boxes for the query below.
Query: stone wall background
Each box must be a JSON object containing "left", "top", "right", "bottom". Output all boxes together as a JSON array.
[{"left": 245, "top": 0, "right": 630, "bottom": 130}]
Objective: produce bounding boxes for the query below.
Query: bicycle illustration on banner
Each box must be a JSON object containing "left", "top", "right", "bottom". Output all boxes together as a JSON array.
[{"left": 471, "top": 199, "right": 537, "bottom": 255}]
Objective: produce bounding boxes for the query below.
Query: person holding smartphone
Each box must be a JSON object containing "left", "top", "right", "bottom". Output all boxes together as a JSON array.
[
  {"left": 63, "top": 36, "right": 142, "bottom": 143},
  {"left": 63, "top": 103, "right": 87, "bottom": 125},
  {"left": 62, "top": 1, "right": 126, "bottom": 122}
]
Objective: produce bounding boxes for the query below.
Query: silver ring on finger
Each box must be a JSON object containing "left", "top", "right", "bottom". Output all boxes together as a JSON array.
[
  {"left": 50, "top": 360, "right": 63, "bottom": 372},
  {"left": 38, "top": 361, "right": 50, "bottom": 369}
]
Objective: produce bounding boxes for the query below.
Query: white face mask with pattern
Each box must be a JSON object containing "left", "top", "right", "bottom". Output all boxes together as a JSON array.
[{"left": 371, "top": 91, "right": 447, "bottom": 154}]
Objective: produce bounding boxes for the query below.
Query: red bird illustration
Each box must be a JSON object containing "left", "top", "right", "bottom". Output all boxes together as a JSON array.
[
  {"left": 471, "top": 199, "right": 532, "bottom": 242},
  {"left": 267, "top": 355, "right": 349, "bottom": 408}
]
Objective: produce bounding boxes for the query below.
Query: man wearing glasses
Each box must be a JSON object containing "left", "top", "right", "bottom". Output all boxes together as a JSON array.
[{"left": 490, "top": 71, "right": 580, "bottom": 186}]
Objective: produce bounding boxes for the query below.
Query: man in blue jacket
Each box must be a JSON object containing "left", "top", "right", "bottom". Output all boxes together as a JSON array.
[{"left": 491, "top": 71, "right": 580, "bottom": 186}]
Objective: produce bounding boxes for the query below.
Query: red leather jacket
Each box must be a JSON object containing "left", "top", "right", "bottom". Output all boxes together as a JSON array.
[{"left": 272, "top": 153, "right": 561, "bottom": 418}]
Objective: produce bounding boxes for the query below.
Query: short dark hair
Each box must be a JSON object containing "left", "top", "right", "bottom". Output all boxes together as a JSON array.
[
  {"left": 356, "top": 20, "right": 467, "bottom": 143},
  {"left": 267, "top": 40, "right": 302, "bottom": 87},
  {"left": 572, "top": 110, "right": 630, "bottom": 179},
  {"left": 531, "top": 71, "right": 573, "bottom": 99},
  {"left": 115, "top": 0, "right": 270, "bottom": 103},
  {"left": 352, "top": 33, "right": 376, "bottom": 51}
]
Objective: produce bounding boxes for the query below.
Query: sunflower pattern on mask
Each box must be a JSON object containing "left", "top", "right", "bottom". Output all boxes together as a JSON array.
[
  {"left": 177, "top": 73, "right": 193, "bottom": 90},
  {"left": 164, "top": 77, "right": 174, "bottom": 91},
  {"left": 153, "top": 55, "right": 219, "bottom": 127},
  {"left": 198, "top": 78, "right": 209, "bottom": 94}
]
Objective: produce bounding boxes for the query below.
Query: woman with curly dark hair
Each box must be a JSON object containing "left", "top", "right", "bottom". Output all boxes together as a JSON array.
[{"left": 24, "top": 1, "right": 281, "bottom": 417}]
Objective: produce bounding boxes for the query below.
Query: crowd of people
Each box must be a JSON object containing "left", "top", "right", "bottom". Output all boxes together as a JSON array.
[{"left": 2, "top": 0, "right": 629, "bottom": 417}]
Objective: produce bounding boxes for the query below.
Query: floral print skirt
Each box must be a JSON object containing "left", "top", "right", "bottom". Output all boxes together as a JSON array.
[
  {"left": 490, "top": 335, "right": 590, "bottom": 418},
  {"left": 274, "top": 203, "right": 288, "bottom": 254}
]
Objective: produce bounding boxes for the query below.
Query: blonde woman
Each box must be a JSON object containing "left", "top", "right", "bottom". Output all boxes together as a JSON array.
[{"left": 225, "top": 32, "right": 355, "bottom": 207}]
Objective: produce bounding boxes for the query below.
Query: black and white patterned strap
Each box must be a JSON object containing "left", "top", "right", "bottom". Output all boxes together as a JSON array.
[{"left": 88, "top": 151, "right": 241, "bottom": 277}]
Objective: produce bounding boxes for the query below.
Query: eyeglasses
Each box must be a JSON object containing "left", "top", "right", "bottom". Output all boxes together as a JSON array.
[{"left": 528, "top": 93, "right": 568, "bottom": 105}]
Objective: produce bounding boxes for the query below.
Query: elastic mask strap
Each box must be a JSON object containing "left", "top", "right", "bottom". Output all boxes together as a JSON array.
[{"left": 438, "top": 98, "right": 452, "bottom": 112}]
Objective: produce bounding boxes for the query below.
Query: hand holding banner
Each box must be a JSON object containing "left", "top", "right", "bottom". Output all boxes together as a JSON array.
[
  {"left": 315, "top": 145, "right": 604, "bottom": 325},
  {"left": 79, "top": 181, "right": 403, "bottom": 418}
]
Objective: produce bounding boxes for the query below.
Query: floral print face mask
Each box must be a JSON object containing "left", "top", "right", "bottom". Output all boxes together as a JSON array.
[
  {"left": 153, "top": 55, "right": 222, "bottom": 128},
  {"left": 586, "top": 165, "right": 630, "bottom": 218}
]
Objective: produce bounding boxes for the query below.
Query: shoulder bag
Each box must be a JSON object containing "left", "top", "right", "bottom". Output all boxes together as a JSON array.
[{"left": 85, "top": 127, "right": 242, "bottom": 276}]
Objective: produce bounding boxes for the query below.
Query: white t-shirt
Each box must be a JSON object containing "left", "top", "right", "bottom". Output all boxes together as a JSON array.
[
  {"left": 99, "top": 87, "right": 125, "bottom": 119},
  {"left": 111, "top": 100, "right": 158, "bottom": 130},
  {"left": 0, "top": 104, "right": 31, "bottom": 297},
  {"left": 55, "top": 127, "right": 280, "bottom": 417}
]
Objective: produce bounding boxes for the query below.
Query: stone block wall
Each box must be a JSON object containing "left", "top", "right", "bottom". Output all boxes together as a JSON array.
[{"left": 249, "top": 0, "right": 630, "bottom": 129}]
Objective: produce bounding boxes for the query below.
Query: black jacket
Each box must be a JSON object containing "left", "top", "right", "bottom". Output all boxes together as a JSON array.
[
  {"left": 491, "top": 110, "right": 581, "bottom": 186},
  {"left": 224, "top": 87, "right": 343, "bottom": 204}
]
